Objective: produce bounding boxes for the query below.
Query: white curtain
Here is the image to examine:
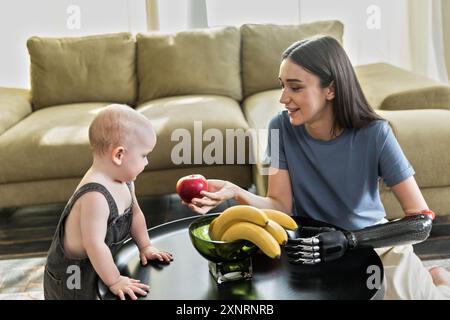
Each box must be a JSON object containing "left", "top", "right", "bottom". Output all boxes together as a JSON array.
[
  {"left": 442, "top": 0, "right": 450, "bottom": 81},
  {"left": 146, "top": 0, "right": 159, "bottom": 30},
  {"left": 187, "top": 0, "right": 208, "bottom": 29},
  {"left": 409, "top": 0, "right": 449, "bottom": 83},
  {"left": 149, "top": 0, "right": 300, "bottom": 32},
  {"left": 146, "top": 0, "right": 208, "bottom": 32}
]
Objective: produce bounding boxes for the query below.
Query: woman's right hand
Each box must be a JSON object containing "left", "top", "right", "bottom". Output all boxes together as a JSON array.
[
  {"left": 185, "top": 179, "right": 238, "bottom": 214},
  {"left": 108, "top": 275, "right": 149, "bottom": 300}
]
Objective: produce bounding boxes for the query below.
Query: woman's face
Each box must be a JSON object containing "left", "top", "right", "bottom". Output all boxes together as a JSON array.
[{"left": 278, "top": 58, "right": 334, "bottom": 126}]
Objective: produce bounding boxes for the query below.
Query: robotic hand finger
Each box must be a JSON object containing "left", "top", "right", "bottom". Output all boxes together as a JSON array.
[{"left": 285, "top": 212, "right": 434, "bottom": 265}]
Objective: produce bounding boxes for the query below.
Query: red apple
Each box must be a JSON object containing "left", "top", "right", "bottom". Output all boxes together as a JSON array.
[{"left": 176, "top": 174, "right": 208, "bottom": 203}]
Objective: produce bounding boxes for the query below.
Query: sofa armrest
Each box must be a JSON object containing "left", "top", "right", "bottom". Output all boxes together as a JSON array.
[
  {"left": 0, "top": 87, "right": 32, "bottom": 135},
  {"left": 355, "top": 63, "right": 450, "bottom": 111},
  {"left": 381, "top": 86, "right": 450, "bottom": 111}
]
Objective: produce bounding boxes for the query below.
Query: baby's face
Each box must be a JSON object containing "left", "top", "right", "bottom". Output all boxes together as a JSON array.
[{"left": 120, "top": 128, "right": 156, "bottom": 181}]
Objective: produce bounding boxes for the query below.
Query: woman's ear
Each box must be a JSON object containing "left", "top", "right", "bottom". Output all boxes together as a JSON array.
[
  {"left": 111, "top": 146, "right": 125, "bottom": 166},
  {"left": 326, "top": 81, "right": 335, "bottom": 101}
]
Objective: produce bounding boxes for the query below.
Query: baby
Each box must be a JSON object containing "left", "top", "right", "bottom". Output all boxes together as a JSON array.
[{"left": 44, "top": 104, "right": 173, "bottom": 300}]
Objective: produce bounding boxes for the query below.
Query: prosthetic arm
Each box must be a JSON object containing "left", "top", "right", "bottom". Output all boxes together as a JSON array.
[{"left": 285, "top": 210, "right": 435, "bottom": 265}]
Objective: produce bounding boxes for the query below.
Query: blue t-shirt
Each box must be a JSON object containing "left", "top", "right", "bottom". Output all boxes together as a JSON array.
[{"left": 265, "top": 111, "right": 415, "bottom": 231}]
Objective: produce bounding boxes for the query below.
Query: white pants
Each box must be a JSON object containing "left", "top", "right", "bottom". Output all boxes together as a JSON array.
[{"left": 376, "top": 245, "right": 450, "bottom": 300}]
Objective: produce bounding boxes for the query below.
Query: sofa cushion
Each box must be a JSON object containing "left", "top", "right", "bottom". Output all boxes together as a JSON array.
[
  {"left": 242, "top": 90, "right": 284, "bottom": 172},
  {"left": 136, "top": 95, "right": 250, "bottom": 170},
  {"left": 0, "top": 87, "right": 32, "bottom": 135},
  {"left": 377, "top": 109, "right": 450, "bottom": 189},
  {"left": 27, "top": 33, "right": 137, "bottom": 110},
  {"left": 137, "top": 27, "right": 242, "bottom": 104},
  {"left": 0, "top": 103, "right": 108, "bottom": 184},
  {"left": 243, "top": 89, "right": 284, "bottom": 130},
  {"left": 241, "top": 20, "right": 344, "bottom": 98},
  {"left": 0, "top": 96, "right": 251, "bottom": 184},
  {"left": 355, "top": 63, "right": 450, "bottom": 110}
]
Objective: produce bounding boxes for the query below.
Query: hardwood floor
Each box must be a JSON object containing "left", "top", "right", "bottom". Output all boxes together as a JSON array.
[{"left": 1, "top": 195, "right": 449, "bottom": 260}]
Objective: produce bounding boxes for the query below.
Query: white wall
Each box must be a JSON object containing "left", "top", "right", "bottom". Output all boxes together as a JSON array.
[
  {"left": 158, "top": 0, "right": 301, "bottom": 33},
  {"left": 158, "top": 0, "right": 189, "bottom": 33},
  {"left": 204, "top": 0, "right": 411, "bottom": 70},
  {"left": 206, "top": 0, "right": 300, "bottom": 26},
  {"left": 0, "top": 0, "right": 414, "bottom": 88},
  {"left": 298, "top": 0, "right": 411, "bottom": 69},
  {"left": 0, "top": 0, "right": 147, "bottom": 89}
]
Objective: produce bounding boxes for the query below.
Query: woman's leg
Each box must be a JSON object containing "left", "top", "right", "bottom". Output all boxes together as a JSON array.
[{"left": 376, "top": 245, "right": 450, "bottom": 300}]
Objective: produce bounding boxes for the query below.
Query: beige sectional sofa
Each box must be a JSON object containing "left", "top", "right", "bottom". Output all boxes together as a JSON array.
[{"left": 1, "top": 20, "right": 449, "bottom": 220}]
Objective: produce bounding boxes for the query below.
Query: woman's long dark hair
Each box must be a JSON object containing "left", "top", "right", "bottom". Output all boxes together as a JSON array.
[{"left": 282, "top": 36, "right": 384, "bottom": 136}]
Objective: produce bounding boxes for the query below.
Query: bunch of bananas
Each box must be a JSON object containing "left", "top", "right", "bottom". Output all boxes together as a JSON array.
[{"left": 208, "top": 205, "right": 298, "bottom": 259}]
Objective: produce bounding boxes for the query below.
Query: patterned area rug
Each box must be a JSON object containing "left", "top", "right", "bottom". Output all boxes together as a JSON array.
[
  {"left": 1, "top": 256, "right": 450, "bottom": 300},
  {"left": 0, "top": 257, "right": 45, "bottom": 300}
]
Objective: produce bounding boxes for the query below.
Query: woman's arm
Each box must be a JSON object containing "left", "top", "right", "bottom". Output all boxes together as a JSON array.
[
  {"left": 236, "top": 167, "right": 293, "bottom": 213},
  {"left": 286, "top": 176, "right": 432, "bottom": 265},
  {"left": 189, "top": 167, "right": 293, "bottom": 214},
  {"left": 390, "top": 176, "right": 429, "bottom": 215}
]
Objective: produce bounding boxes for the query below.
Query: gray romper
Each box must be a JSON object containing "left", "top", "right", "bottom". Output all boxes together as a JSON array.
[{"left": 44, "top": 182, "right": 133, "bottom": 299}]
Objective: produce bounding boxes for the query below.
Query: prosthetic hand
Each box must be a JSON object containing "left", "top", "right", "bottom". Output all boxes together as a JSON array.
[{"left": 285, "top": 211, "right": 435, "bottom": 265}]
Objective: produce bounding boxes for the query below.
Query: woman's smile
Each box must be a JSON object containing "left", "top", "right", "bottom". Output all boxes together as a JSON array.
[{"left": 286, "top": 107, "right": 300, "bottom": 116}]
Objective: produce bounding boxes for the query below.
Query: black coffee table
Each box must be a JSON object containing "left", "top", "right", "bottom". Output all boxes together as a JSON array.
[{"left": 97, "top": 215, "right": 384, "bottom": 300}]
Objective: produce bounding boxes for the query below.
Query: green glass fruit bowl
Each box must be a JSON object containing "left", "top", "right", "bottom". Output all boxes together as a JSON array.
[{"left": 188, "top": 214, "right": 258, "bottom": 263}]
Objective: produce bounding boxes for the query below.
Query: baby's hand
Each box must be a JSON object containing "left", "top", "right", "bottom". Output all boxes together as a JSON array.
[
  {"left": 140, "top": 245, "right": 173, "bottom": 265},
  {"left": 109, "top": 276, "right": 149, "bottom": 300}
]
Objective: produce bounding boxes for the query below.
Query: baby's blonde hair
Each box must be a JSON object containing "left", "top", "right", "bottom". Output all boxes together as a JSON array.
[{"left": 89, "top": 104, "right": 154, "bottom": 156}]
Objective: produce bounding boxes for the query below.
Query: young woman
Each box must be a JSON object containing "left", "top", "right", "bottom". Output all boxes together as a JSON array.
[{"left": 186, "top": 36, "right": 450, "bottom": 299}]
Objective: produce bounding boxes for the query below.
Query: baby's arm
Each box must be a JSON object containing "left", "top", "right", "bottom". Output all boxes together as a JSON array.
[
  {"left": 79, "top": 192, "right": 149, "bottom": 299},
  {"left": 130, "top": 183, "right": 173, "bottom": 264}
]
